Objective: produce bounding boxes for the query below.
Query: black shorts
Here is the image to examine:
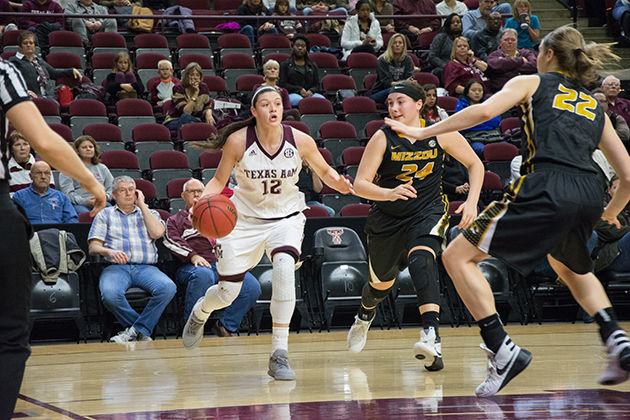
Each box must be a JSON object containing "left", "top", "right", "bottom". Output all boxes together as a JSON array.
[
  {"left": 365, "top": 199, "right": 449, "bottom": 281},
  {"left": 462, "top": 167, "right": 604, "bottom": 275}
]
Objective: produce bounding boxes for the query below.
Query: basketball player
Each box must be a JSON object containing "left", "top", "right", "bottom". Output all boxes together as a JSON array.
[
  {"left": 385, "top": 26, "right": 630, "bottom": 396},
  {"left": 347, "top": 80, "right": 485, "bottom": 371},
  {"left": 182, "top": 86, "right": 353, "bottom": 380}
]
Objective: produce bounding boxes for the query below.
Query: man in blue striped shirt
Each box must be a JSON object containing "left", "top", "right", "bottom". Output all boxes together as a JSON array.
[{"left": 89, "top": 176, "right": 176, "bottom": 343}]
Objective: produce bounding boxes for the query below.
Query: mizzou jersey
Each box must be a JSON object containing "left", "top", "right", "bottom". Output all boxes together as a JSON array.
[
  {"left": 375, "top": 121, "right": 446, "bottom": 218},
  {"left": 520, "top": 72, "right": 606, "bottom": 175}
]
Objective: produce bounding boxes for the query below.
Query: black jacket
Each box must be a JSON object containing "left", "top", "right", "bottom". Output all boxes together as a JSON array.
[
  {"left": 236, "top": 3, "right": 271, "bottom": 29},
  {"left": 9, "top": 54, "right": 74, "bottom": 99},
  {"left": 104, "top": 72, "right": 145, "bottom": 103},
  {"left": 279, "top": 57, "right": 320, "bottom": 94}
]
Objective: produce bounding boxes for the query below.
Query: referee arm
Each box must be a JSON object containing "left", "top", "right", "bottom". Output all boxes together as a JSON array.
[{"left": 6, "top": 101, "right": 107, "bottom": 216}]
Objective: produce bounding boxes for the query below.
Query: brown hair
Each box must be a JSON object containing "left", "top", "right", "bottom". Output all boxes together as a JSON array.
[
  {"left": 421, "top": 83, "right": 437, "bottom": 117},
  {"left": 112, "top": 51, "right": 133, "bottom": 72},
  {"left": 73, "top": 135, "right": 101, "bottom": 165},
  {"left": 542, "top": 26, "right": 619, "bottom": 87},
  {"left": 181, "top": 62, "right": 203, "bottom": 89},
  {"left": 513, "top": 0, "right": 531, "bottom": 14},
  {"left": 17, "top": 30, "right": 36, "bottom": 47},
  {"left": 193, "top": 87, "right": 283, "bottom": 150},
  {"left": 273, "top": 0, "right": 290, "bottom": 15},
  {"left": 8, "top": 130, "right": 28, "bottom": 151}
]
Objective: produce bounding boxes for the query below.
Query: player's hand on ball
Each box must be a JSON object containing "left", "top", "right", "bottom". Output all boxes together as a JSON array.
[
  {"left": 456, "top": 200, "right": 478, "bottom": 229},
  {"left": 389, "top": 180, "right": 417, "bottom": 201},
  {"left": 384, "top": 118, "right": 424, "bottom": 140}
]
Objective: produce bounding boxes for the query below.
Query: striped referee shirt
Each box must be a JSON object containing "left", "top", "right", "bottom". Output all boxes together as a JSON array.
[
  {"left": 0, "top": 59, "right": 31, "bottom": 182},
  {"left": 88, "top": 205, "right": 164, "bottom": 264}
]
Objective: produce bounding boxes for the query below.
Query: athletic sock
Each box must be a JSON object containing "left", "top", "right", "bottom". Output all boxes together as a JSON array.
[
  {"left": 478, "top": 313, "right": 507, "bottom": 353},
  {"left": 271, "top": 326, "right": 289, "bottom": 353},
  {"left": 421, "top": 311, "right": 440, "bottom": 336},
  {"left": 594, "top": 307, "right": 621, "bottom": 343},
  {"left": 358, "top": 305, "right": 376, "bottom": 322}
]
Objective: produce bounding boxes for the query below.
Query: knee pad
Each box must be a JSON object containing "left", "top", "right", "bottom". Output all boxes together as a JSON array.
[
  {"left": 209, "top": 281, "right": 242, "bottom": 306},
  {"left": 408, "top": 249, "right": 440, "bottom": 307},
  {"left": 271, "top": 253, "right": 296, "bottom": 302},
  {"left": 361, "top": 282, "right": 392, "bottom": 308}
]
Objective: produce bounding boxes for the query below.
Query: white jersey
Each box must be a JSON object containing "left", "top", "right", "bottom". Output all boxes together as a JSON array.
[{"left": 232, "top": 125, "right": 306, "bottom": 219}]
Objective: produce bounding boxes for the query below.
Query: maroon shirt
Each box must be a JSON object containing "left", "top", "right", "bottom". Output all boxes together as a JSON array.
[
  {"left": 392, "top": 0, "right": 440, "bottom": 33},
  {"left": 442, "top": 58, "right": 490, "bottom": 97}
]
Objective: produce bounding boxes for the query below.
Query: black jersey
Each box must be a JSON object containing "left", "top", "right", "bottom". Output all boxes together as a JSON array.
[
  {"left": 374, "top": 121, "right": 446, "bottom": 217},
  {"left": 520, "top": 72, "right": 606, "bottom": 175}
]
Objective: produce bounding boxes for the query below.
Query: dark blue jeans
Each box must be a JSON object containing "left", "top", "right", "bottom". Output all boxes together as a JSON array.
[
  {"left": 165, "top": 113, "right": 201, "bottom": 131},
  {"left": 175, "top": 262, "right": 261, "bottom": 332}
]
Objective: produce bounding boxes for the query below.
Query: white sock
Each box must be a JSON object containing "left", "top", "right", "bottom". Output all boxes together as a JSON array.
[
  {"left": 272, "top": 326, "right": 289, "bottom": 353},
  {"left": 193, "top": 282, "right": 242, "bottom": 322}
]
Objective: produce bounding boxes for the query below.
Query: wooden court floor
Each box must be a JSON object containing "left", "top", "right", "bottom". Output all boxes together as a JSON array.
[{"left": 14, "top": 323, "right": 630, "bottom": 419}]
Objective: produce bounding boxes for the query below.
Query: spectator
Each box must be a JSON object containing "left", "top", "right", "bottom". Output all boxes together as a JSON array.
[
  {"left": 105, "top": 51, "right": 144, "bottom": 103},
  {"left": 18, "top": 0, "right": 65, "bottom": 48},
  {"left": 149, "top": 59, "right": 181, "bottom": 107},
  {"left": 237, "top": 0, "right": 278, "bottom": 48},
  {"left": 340, "top": 0, "right": 383, "bottom": 61},
  {"left": 300, "top": 0, "right": 348, "bottom": 33},
  {"left": 163, "top": 62, "right": 214, "bottom": 130},
  {"left": 429, "top": 13, "right": 462, "bottom": 79},
  {"left": 100, "top": 0, "right": 142, "bottom": 30},
  {"left": 88, "top": 176, "right": 177, "bottom": 343},
  {"left": 486, "top": 28, "right": 537, "bottom": 92},
  {"left": 593, "top": 88, "right": 630, "bottom": 146},
  {"left": 602, "top": 75, "right": 630, "bottom": 126},
  {"left": 59, "top": 135, "right": 114, "bottom": 214},
  {"left": 421, "top": 83, "right": 449, "bottom": 123},
  {"left": 297, "top": 160, "right": 335, "bottom": 216},
  {"left": 0, "top": 0, "right": 18, "bottom": 35},
  {"left": 442, "top": 36, "right": 489, "bottom": 96},
  {"left": 369, "top": 0, "right": 394, "bottom": 33},
  {"left": 613, "top": 0, "right": 630, "bottom": 41},
  {"left": 164, "top": 179, "right": 261, "bottom": 336},
  {"left": 7, "top": 130, "right": 55, "bottom": 195},
  {"left": 143, "top": 0, "right": 174, "bottom": 11},
  {"left": 453, "top": 79, "right": 501, "bottom": 155},
  {"left": 369, "top": 33, "right": 414, "bottom": 103},
  {"left": 436, "top": 0, "right": 468, "bottom": 24},
  {"left": 392, "top": 0, "right": 440, "bottom": 46},
  {"left": 279, "top": 35, "right": 325, "bottom": 106},
  {"left": 273, "top": 0, "right": 302, "bottom": 38},
  {"left": 469, "top": 11, "right": 502, "bottom": 61},
  {"left": 462, "top": 0, "right": 510, "bottom": 40},
  {"left": 265, "top": 0, "right": 296, "bottom": 12},
  {"left": 9, "top": 30, "right": 81, "bottom": 100},
  {"left": 254, "top": 60, "right": 298, "bottom": 120},
  {"left": 64, "top": 0, "right": 117, "bottom": 45},
  {"left": 504, "top": 0, "right": 540, "bottom": 50},
  {"left": 13, "top": 160, "right": 78, "bottom": 223}
]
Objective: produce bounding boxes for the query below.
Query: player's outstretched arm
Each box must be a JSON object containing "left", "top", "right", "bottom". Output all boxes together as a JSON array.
[
  {"left": 353, "top": 130, "right": 417, "bottom": 202},
  {"left": 7, "top": 101, "right": 106, "bottom": 216},
  {"left": 203, "top": 130, "right": 245, "bottom": 197},
  {"left": 384, "top": 75, "right": 539, "bottom": 141},
  {"left": 437, "top": 131, "right": 484, "bottom": 228},
  {"left": 600, "top": 116, "right": 630, "bottom": 226},
  {"left": 294, "top": 129, "right": 354, "bottom": 195}
]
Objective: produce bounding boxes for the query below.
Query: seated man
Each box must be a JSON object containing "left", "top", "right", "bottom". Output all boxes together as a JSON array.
[
  {"left": 65, "top": 0, "right": 117, "bottom": 45},
  {"left": 593, "top": 88, "right": 630, "bottom": 146},
  {"left": 88, "top": 176, "right": 176, "bottom": 343},
  {"left": 12, "top": 161, "right": 78, "bottom": 224},
  {"left": 462, "top": 0, "right": 511, "bottom": 39},
  {"left": 18, "top": 0, "right": 65, "bottom": 48},
  {"left": 469, "top": 11, "right": 503, "bottom": 62},
  {"left": 149, "top": 59, "right": 181, "bottom": 107},
  {"left": 486, "top": 28, "right": 537, "bottom": 92},
  {"left": 602, "top": 75, "right": 630, "bottom": 126},
  {"left": 165, "top": 179, "right": 261, "bottom": 337}
]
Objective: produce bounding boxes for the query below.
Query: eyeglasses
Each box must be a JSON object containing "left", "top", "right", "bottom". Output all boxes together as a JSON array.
[{"left": 184, "top": 189, "right": 204, "bottom": 194}]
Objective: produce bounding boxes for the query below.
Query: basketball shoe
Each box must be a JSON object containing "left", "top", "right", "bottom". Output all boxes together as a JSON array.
[
  {"left": 413, "top": 327, "right": 444, "bottom": 371},
  {"left": 598, "top": 330, "right": 630, "bottom": 386},
  {"left": 475, "top": 336, "right": 532, "bottom": 397},
  {"left": 183, "top": 298, "right": 207, "bottom": 349},
  {"left": 268, "top": 349, "right": 296, "bottom": 380},
  {"left": 347, "top": 314, "right": 374, "bottom": 353}
]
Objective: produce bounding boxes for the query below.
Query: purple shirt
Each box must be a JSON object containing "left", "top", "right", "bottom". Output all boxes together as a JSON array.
[{"left": 609, "top": 97, "right": 630, "bottom": 126}]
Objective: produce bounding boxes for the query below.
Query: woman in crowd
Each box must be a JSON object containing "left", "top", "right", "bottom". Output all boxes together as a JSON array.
[
  {"left": 105, "top": 51, "right": 144, "bottom": 103},
  {"left": 442, "top": 36, "right": 490, "bottom": 97},
  {"left": 504, "top": 0, "right": 540, "bottom": 50},
  {"left": 254, "top": 60, "right": 299, "bottom": 120},
  {"left": 59, "top": 135, "right": 114, "bottom": 215},
  {"left": 279, "top": 35, "right": 325, "bottom": 106},
  {"left": 369, "top": 0, "right": 394, "bottom": 32},
  {"left": 9, "top": 30, "right": 81, "bottom": 100},
  {"left": 428, "top": 13, "right": 462, "bottom": 79},
  {"left": 163, "top": 62, "right": 215, "bottom": 130},
  {"left": 453, "top": 80, "right": 501, "bottom": 155},
  {"left": 369, "top": 33, "right": 414, "bottom": 104},
  {"left": 421, "top": 83, "right": 449, "bottom": 123},
  {"left": 340, "top": 0, "right": 383, "bottom": 61},
  {"left": 273, "top": 0, "right": 302, "bottom": 39},
  {"left": 7, "top": 130, "right": 54, "bottom": 195}
]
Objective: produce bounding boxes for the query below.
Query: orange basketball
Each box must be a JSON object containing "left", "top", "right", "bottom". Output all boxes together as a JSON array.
[{"left": 191, "top": 194, "right": 238, "bottom": 239}]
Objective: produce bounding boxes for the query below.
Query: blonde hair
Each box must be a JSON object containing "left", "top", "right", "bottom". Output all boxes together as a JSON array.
[
  {"left": 542, "top": 26, "right": 619, "bottom": 87},
  {"left": 263, "top": 59, "right": 279, "bottom": 73},
  {"left": 513, "top": 0, "right": 531, "bottom": 14},
  {"left": 181, "top": 62, "right": 203, "bottom": 88},
  {"left": 450, "top": 36, "right": 469, "bottom": 60},
  {"left": 157, "top": 59, "right": 173, "bottom": 70},
  {"left": 380, "top": 33, "right": 408, "bottom": 63},
  {"left": 112, "top": 51, "right": 133, "bottom": 72}
]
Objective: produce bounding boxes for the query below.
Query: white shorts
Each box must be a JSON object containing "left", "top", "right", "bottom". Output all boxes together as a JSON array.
[{"left": 215, "top": 212, "right": 306, "bottom": 277}]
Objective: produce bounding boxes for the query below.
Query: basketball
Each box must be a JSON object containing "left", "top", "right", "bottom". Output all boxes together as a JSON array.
[{"left": 191, "top": 194, "right": 238, "bottom": 239}]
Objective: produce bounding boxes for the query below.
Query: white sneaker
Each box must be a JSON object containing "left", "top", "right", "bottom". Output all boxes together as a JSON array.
[
  {"left": 268, "top": 349, "right": 296, "bottom": 380},
  {"left": 183, "top": 313, "right": 206, "bottom": 349},
  {"left": 413, "top": 327, "right": 444, "bottom": 371},
  {"left": 598, "top": 330, "right": 630, "bottom": 386},
  {"left": 110, "top": 327, "right": 136, "bottom": 343},
  {"left": 475, "top": 336, "right": 532, "bottom": 397},
  {"left": 347, "top": 315, "right": 373, "bottom": 353}
]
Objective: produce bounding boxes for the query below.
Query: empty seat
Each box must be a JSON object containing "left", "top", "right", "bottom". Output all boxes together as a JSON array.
[
  {"left": 116, "top": 98, "right": 156, "bottom": 141},
  {"left": 217, "top": 33, "right": 253, "bottom": 59},
  {"left": 49, "top": 123, "right": 73, "bottom": 143},
  {"left": 414, "top": 72, "right": 440, "bottom": 87},
  {"left": 340, "top": 203, "right": 370, "bottom": 217},
  {"left": 136, "top": 53, "right": 169, "bottom": 88},
  {"left": 365, "top": 119, "right": 385, "bottom": 139},
  {"left": 176, "top": 33, "right": 213, "bottom": 62},
  {"left": 134, "top": 33, "right": 170, "bottom": 60},
  {"left": 437, "top": 96, "right": 458, "bottom": 114},
  {"left": 258, "top": 34, "right": 292, "bottom": 59},
  {"left": 309, "top": 52, "right": 340, "bottom": 76},
  {"left": 342, "top": 96, "right": 381, "bottom": 137},
  {"left": 33, "top": 97, "right": 61, "bottom": 124},
  {"left": 180, "top": 123, "right": 218, "bottom": 168},
  {"left": 263, "top": 52, "right": 291, "bottom": 64},
  {"left": 483, "top": 142, "right": 519, "bottom": 186},
  {"left": 48, "top": 31, "right": 85, "bottom": 68},
  {"left": 321, "top": 74, "right": 356, "bottom": 97},
  {"left": 134, "top": 178, "right": 158, "bottom": 208},
  {"left": 132, "top": 123, "right": 173, "bottom": 170},
  {"left": 92, "top": 32, "right": 127, "bottom": 56},
  {"left": 319, "top": 121, "right": 357, "bottom": 140},
  {"left": 199, "top": 150, "right": 223, "bottom": 183},
  {"left": 341, "top": 146, "right": 365, "bottom": 178},
  {"left": 203, "top": 75, "right": 228, "bottom": 96},
  {"left": 346, "top": 53, "right": 377, "bottom": 89},
  {"left": 149, "top": 151, "right": 192, "bottom": 198},
  {"left": 221, "top": 53, "right": 257, "bottom": 93},
  {"left": 46, "top": 52, "right": 82, "bottom": 70},
  {"left": 298, "top": 97, "right": 336, "bottom": 138},
  {"left": 69, "top": 99, "right": 108, "bottom": 139},
  {"left": 91, "top": 53, "right": 117, "bottom": 86},
  {"left": 83, "top": 123, "right": 124, "bottom": 152},
  {"left": 179, "top": 53, "right": 214, "bottom": 77},
  {"left": 101, "top": 150, "right": 141, "bottom": 178},
  {"left": 282, "top": 121, "right": 310, "bottom": 136}
]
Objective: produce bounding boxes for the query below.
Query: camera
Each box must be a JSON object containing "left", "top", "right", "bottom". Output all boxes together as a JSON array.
[{"left": 518, "top": 13, "right": 529, "bottom": 30}]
